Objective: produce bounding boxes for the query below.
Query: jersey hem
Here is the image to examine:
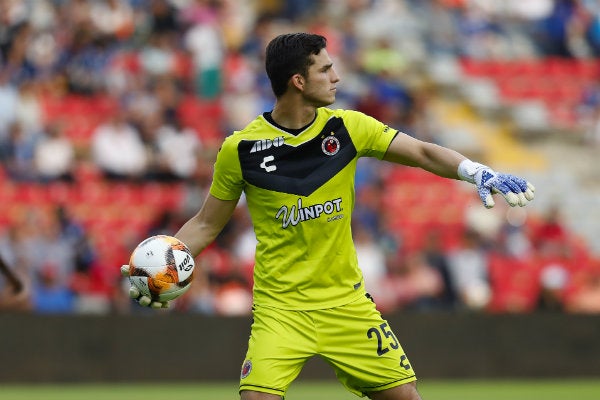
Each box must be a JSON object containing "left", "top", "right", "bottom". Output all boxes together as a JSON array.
[
  {"left": 208, "top": 188, "right": 241, "bottom": 202},
  {"left": 361, "top": 375, "right": 417, "bottom": 396},
  {"left": 239, "top": 384, "right": 285, "bottom": 397},
  {"left": 378, "top": 130, "right": 400, "bottom": 160},
  {"left": 253, "top": 288, "right": 366, "bottom": 311}
]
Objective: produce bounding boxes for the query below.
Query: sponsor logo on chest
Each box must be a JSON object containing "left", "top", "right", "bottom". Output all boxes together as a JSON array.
[
  {"left": 249, "top": 136, "right": 285, "bottom": 153},
  {"left": 275, "top": 198, "right": 344, "bottom": 228}
]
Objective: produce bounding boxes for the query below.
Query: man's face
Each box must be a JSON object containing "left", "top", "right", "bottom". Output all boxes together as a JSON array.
[{"left": 301, "top": 49, "right": 340, "bottom": 107}]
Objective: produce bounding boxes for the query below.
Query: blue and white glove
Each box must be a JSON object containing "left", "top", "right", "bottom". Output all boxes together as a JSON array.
[
  {"left": 458, "top": 159, "right": 535, "bottom": 208},
  {"left": 120, "top": 265, "right": 169, "bottom": 309}
]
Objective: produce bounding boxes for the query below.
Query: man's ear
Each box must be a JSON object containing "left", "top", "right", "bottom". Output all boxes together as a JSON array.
[{"left": 290, "top": 73, "right": 305, "bottom": 91}]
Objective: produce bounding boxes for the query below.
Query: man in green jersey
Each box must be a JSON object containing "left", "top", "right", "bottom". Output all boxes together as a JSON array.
[{"left": 122, "top": 33, "right": 535, "bottom": 399}]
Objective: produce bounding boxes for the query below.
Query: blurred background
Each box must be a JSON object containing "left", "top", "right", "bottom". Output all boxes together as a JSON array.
[{"left": 1, "top": 0, "right": 600, "bottom": 319}]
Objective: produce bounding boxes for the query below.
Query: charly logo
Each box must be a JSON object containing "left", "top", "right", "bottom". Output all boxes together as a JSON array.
[
  {"left": 321, "top": 134, "right": 340, "bottom": 156},
  {"left": 275, "top": 198, "right": 343, "bottom": 228}
]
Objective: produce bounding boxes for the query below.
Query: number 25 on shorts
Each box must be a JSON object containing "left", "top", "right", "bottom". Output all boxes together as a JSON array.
[{"left": 366, "top": 322, "right": 412, "bottom": 370}]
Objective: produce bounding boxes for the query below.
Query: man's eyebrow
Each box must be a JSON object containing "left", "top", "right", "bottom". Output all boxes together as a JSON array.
[{"left": 320, "top": 63, "right": 333, "bottom": 71}]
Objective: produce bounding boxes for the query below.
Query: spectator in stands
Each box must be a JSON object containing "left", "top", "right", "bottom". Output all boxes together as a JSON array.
[
  {"left": 135, "top": 111, "right": 165, "bottom": 180},
  {"left": 222, "top": 52, "right": 267, "bottom": 133},
  {"left": 147, "top": 0, "right": 179, "bottom": 36},
  {"left": 537, "top": 263, "right": 569, "bottom": 312},
  {"left": 182, "top": 1, "right": 224, "bottom": 99},
  {"left": 390, "top": 251, "right": 445, "bottom": 312},
  {"left": 31, "top": 263, "right": 75, "bottom": 314},
  {"left": 138, "top": 31, "right": 179, "bottom": 77},
  {"left": 353, "top": 178, "right": 384, "bottom": 237},
  {"left": 0, "top": 121, "right": 38, "bottom": 181},
  {"left": 34, "top": 122, "right": 76, "bottom": 183},
  {"left": 154, "top": 117, "right": 202, "bottom": 182},
  {"left": 150, "top": 76, "right": 182, "bottom": 127},
  {"left": 120, "top": 79, "right": 162, "bottom": 130},
  {"left": 213, "top": 276, "right": 254, "bottom": 316},
  {"left": 585, "top": 2, "right": 600, "bottom": 56},
  {"left": 535, "top": 0, "right": 579, "bottom": 57},
  {"left": 354, "top": 223, "right": 388, "bottom": 306},
  {"left": 416, "top": 0, "right": 461, "bottom": 55},
  {"left": 361, "top": 37, "right": 408, "bottom": 78},
  {"left": 181, "top": 265, "right": 215, "bottom": 314},
  {"left": 1, "top": 18, "right": 37, "bottom": 85},
  {"left": 89, "top": 0, "right": 134, "bottom": 41},
  {"left": 146, "top": 210, "right": 188, "bottom": 238},
  {"left": 229, "top": 206, "right": 257, "bottom": 282},
  {"left": 447, "top": 229, "right": 492, "bottom": 310},
  {"left": 565, "top": 267, "right": 600, "bottom": 313},
  {"left": 0, "top": 71, "right": 19, "bottom": 143},
  {"left": 29, "top": 209, "right": 77, "bottom": 288},
  {"left": 14, "top": 80, "right": 43, "bottom": 136},
  {"left": 55, "top": 205, "right": 96, "bottom": 276},
  {"left": 91, "top": 110, "right": 148, "bottom": 181},
  {"left": 62, "top": 28, "right": 116, "bottom": 95},
  {"left": 421, "top": 231, "right": 458, "bottom": 309},
  {"left": 195, "top": 239, "right": 253, "bottom": 317},
  {"left": 33, "top": 206, "right": 105, "bottom": 314},
  {"left": 531, "top": 205, "right": 570, "bottom": 254},
  {"left": 581, "top": 85, "right": 600, "bottom": 145},
  {"left": 499, "top": 208, "right": 534, "bottom": 260},
  {"left": 455, "top": 4, "right": 503, "bottom": 59}
]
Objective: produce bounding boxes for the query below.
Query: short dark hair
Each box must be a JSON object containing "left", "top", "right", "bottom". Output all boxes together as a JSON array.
[{"left": 265, "top": 33, "right": 327, "bottom": 98}]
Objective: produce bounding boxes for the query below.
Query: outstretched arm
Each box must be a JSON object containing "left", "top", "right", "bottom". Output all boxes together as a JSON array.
[
  {"left": 383, "top": 132, "right": 465, "bottom": 179},
  {"left": 174, "top": 194, "right": 240, "bottom": 257},
  {"left": 383, "top": 132, "right": 535, "bottom": 208}
]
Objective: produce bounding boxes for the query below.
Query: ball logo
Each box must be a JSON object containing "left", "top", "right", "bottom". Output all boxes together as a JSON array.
[
  {"left": 177, "top": 254, "right": 194, "bottom": 272},
  {"left": 321, "top": 135, "right": 340, "bottom": 156},
  {"left": 241, "top": 360, "right": 252, "bottom": 379}
]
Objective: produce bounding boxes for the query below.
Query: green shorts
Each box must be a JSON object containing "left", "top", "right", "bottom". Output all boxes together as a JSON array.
[{"left": 239, "top": 294, "right": 417, "bottom": 397}]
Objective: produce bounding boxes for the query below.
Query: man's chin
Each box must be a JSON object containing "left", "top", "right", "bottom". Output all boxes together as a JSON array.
[{"left": 318, "top": 98, "right": 336, "bottom": 107}]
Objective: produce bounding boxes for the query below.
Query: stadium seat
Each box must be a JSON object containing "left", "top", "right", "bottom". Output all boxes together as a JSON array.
[{"left": 488, "top": 254, "right": 541, "bottom": 313}]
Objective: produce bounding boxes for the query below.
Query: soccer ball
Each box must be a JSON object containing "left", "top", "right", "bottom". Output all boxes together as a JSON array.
[{"left": 128, "top": 235, "right": 195, "bottom": 302}]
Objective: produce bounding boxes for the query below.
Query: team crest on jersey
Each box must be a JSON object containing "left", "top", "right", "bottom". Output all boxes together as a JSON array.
[
  {"left": 321, "top": 134, "right": 340, "bottom": 156},
  {"left": 241, "top": 360, "right": 252, "bottom": 379}
]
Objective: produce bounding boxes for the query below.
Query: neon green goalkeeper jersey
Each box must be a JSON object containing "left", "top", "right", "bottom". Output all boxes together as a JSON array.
[{"left": 210, "top": 108, "right": 398, "bottom": 310}]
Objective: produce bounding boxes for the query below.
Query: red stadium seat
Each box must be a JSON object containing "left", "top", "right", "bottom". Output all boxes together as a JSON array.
[{"left": 488, "top": 254, "right": 541, "bottom": 313}]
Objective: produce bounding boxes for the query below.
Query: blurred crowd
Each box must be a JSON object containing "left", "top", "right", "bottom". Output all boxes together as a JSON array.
[{"left": 1, "top": 0, "right": 600, "bottom": 316}]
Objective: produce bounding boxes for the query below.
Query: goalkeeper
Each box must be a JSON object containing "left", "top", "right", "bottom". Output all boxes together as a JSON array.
[{"left": 122, "top": 33, "right": 534, "bottom": 400}]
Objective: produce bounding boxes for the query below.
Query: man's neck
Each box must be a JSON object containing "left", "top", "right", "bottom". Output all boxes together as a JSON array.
[{"left": 271, "top": 99, "right": 318, "bottom": 130}]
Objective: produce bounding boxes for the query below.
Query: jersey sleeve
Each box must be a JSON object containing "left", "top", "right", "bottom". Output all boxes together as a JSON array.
[
  {"left": 344, "top": 110, "right": 398, "bottom": 159},
  {"left": 209, "top": 138, "right": 245, "bottom": 201}
]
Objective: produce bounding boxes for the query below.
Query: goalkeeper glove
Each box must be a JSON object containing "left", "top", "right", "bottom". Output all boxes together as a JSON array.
[
  {"left": 120, "top": 265, "right": 169, "bottom": 309},
  {"left": 458, "top": 159, "right": 535, "bottom": 208}
]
